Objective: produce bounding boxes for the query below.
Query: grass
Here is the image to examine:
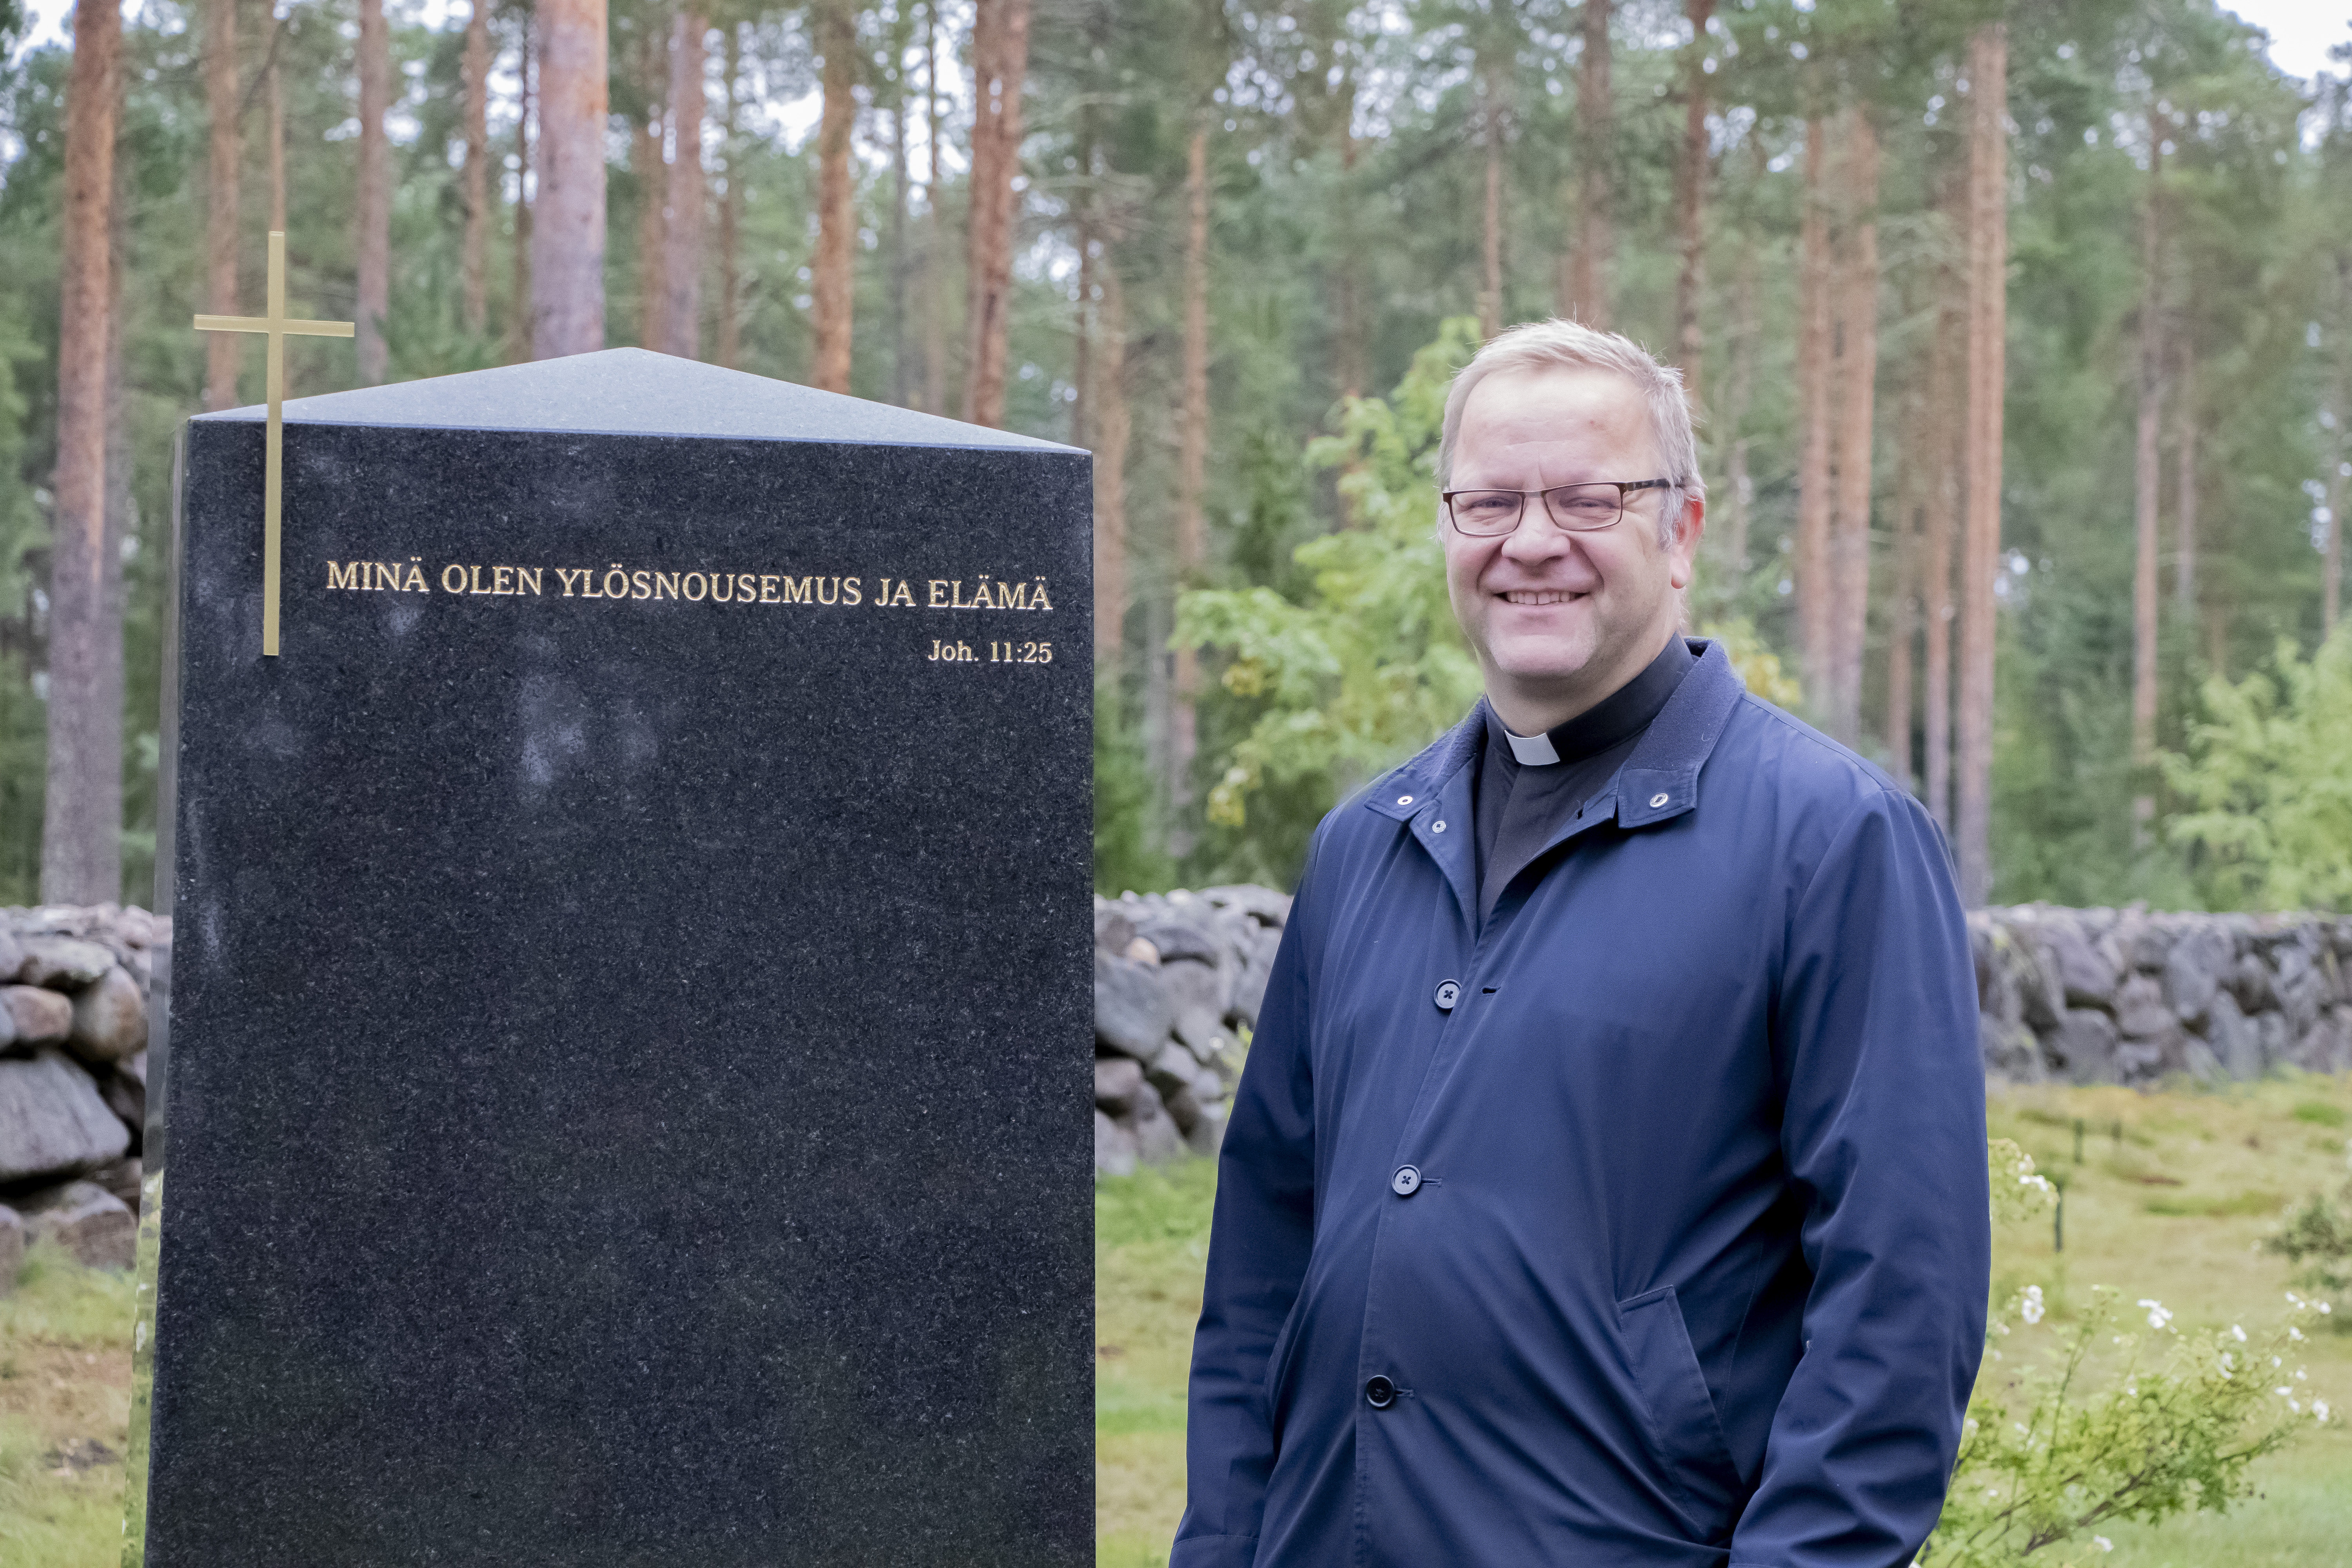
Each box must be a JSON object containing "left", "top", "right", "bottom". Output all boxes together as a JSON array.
[
  {"left": 1097, "top": 1074, "right": 2352, "bottom": 1566},
  {"left": 0, "top": 1240, "right": 138, "bottom": 1568},
  {"left": 6, "top": 1076, "right": 2347, "bottom": 1566}
]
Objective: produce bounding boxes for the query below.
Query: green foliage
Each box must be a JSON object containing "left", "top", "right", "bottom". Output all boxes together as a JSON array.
[
  {"left": 1698, "top": 617, "right": 1804, "bottom": 710},
  {"left": 1095, "top": 684, "right": 1175, "bottom": 897},
  {"left": 1174, "top": 318, "right": 1485, "bottom": 834},
  {"left": 2164, "top": 629, "right": 2352, "bottom": 912},
  {"left": 2263, "top": 1181, "right": 2352, "bottom": 1310},
  {"left": 1991, "top": 1137, "right": 2059, "bottom": 1227},
  {"left": 1925, "top": 1289, "right": 2325, "bottom": 1566}
]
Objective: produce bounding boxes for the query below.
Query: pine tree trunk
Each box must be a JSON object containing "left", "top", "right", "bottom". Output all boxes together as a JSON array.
[
  {"left": 1478, "top": 61, "right": 1503, "bottom": 339},
  {"left": 1562, "top": 0, "right": 1612, "bottom": 326},
  {"left": 1828, "top": 109, "right": 1880, "bottom": 746},
  {"left": 1169, "top": 121, "right": 1211, "bottom": 853},
  {"left": 510, "top": 11, "right": 534, "bottom": 361},
  {"left": 532, "top": 0, "right": 607, "bottom": 359},
  {"left": 963, "top": 0, "right": 1033, "bottom": 426},
  {"left": 1720, "top": 171, "right": 1760, "bottom": 577},
  {"left": 1794, "top": 116, "right": 1833, "bottom": 704},
  {"left": 664, "top": 11, "right": 706, "bottom": 359},
  {"left": 810, "top": 0, "right": 857, "bottom": 391},
  {"left": 1094, "top": 257, "right": 1129, "bottom": 671},
  {"left": 634, "top": 36, "right": 667, "bottom": 353},
  {"left": 1956, "top": 23, "right": 2008, "bottom": 906},
  {"left": 1884, "top": 469, "right": 1913, "bottom": 787},
  {"left": 2173, "top": 337, "right": 2195, "bottom": 614},
  {"left": 1922, "top": 195, "right": 1964, "bottom": 831},
  {"left": 717, "top": 26, "right": 742, "bottom": 370},
  {"left": 95, "top": 196, "right": 130, "bottom": 896},
  {"left": 1672, "top": 0, "right": 1713, "bottom": 411},
  {"left": 45, "top": 0, "right": 122, "bottom": 903},
  {"left": 357, "top": 0, "right": 392, "bottom": 382},
  {"left": 2326, "top": 257, "right": 2350, "bottom": 634},
  {"left": 2131, "top": 115, "right": 2164, "bottom": 823},
  {"left": 204, "top": 0, "right": 243, "bottom": 411},
  {"left": 462, "top": 0, "right": 492, "bottom": 335},
  {"left": 922, "top": 1, "right": 946, "bottom": 414},
  {"left": 1071, "top": 117, "right": 1094, "bottom": 446},
  {"left": 892, "top": 66, "right": 914, "bottom": 405}
]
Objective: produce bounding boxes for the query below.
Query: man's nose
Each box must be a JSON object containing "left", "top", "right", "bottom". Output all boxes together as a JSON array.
[{"left": 1498, "top": 506, "right": 1579, "bottom": 565}]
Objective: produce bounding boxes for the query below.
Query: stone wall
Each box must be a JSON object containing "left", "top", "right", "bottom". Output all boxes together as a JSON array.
[
  {"left": 1093, "top": 887, "right": 1289, "bottom": 1177},
  {"left": 1971, "top": 906, "right": 2352, "bottom": 1085},
  {"left": 0, "top": 905, "right": 162, "bottom": 1281},
  {"left": 1093, "top": 893, "right": 2352, "bottom": 1174}
]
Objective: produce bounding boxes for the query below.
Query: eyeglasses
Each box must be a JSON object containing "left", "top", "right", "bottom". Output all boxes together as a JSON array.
[{"left": 1441, "top": 479, "right": 1677, "bottom": 537}]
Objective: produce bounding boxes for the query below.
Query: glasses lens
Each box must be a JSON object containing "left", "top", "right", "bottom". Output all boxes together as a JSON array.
[
  {"left": 1542, "top": 484, "right": 1626, "bottom": 531},
  {"left": 1448, "top": 491, "right": 1524, "bottom": 534}
]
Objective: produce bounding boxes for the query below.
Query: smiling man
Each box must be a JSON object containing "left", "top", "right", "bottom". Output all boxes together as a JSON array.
[{"left": 1172, "top": 320, "right": 1991, "bottom": 1568}]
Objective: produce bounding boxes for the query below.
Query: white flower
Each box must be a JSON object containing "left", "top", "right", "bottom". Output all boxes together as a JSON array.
[
  {"left": 2287, "top": 1291, "right": 2304, "bottom": 1306},
  {"left": 2014, "top": 1422, "right": 2030, "bottom": 1436},
  {"left": 2316, "top": 1399, "right": 2331, "bottom": 1421},
  {"left": 2322, "top": 1303, "right": 2333, "bottom": 1315},
  {"left": 2219, "top": 1352, "right": 2234, "bottom": 1377},
  {"left": 2093, "top": 1537, "right": 2114, "bottom": 1553},
  {"left": 2273, "top": 1356, "right": 2284, "bottom": 1367},
  {"left": 2126, "top": 1382, "right": 2138, "bottom": 1397},
  {"left": 2289, "top": 1327, "right": 2305, "bottom": 1341},
  {"left": 2277, "top": 1386, "right": 2295, "bottom": 1397},
  {"left": 2022, "top": 1286, "right": 2045, "bottom": 1325},
  {"left": 2139, "top": 1299, "right": 2173, "bottom": 1330},
  {"left": 2231, "top": 1324, "right": 2247, "bottom": 1342}
]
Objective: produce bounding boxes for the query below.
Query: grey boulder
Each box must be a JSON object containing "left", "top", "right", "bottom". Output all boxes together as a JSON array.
[
  {"left": 2049, "top": 1009, "right": 2120, "bottom": 1083},
  {"left": 1094, "top": 1056, "right": 1145, "bottom": 1119},
  {"left": 67, "top": 967, "right": 147, "bottom": 1065},
  {"left": 1095, "top": 949, "right": 1173, "bottom": 1059},
  {"left": 1, "top": 985, "right": 72, "bottom": 1047},
  {"left": 0, "top": 1050, "right": 131, "bottom": 1184},
  {"left": 2163, "top": 924, "right": 2234, "bottom": 1026},
  {"left": 16, "top": 936, "right": 114, "bottom": 991},
  {"left": 17, "top": 1180, "right": 136, "bottom": 1271},
  {"left": 1094, "top": 1110, "right": 1138, "bottom": 1179}
]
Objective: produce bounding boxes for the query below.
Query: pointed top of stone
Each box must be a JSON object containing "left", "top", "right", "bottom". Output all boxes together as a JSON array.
[{"left": 194, "top": 348, "right": 1078, "bottom": 453}]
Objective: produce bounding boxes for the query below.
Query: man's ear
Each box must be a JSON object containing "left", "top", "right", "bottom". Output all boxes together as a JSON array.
[{"left": 1665, "top": 494, "right": 1706, "bottom": 591}]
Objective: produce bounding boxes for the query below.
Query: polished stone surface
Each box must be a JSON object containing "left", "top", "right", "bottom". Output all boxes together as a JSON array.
[{"left": 142, "top": 352, "right": 1094, "bottom": 1566}]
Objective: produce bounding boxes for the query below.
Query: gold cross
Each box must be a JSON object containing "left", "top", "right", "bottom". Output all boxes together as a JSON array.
[{"left": 193, "top": 230, "right": 355, "bottom": 657}]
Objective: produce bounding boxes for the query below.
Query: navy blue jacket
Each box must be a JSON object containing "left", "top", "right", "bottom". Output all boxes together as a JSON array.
[{"left": 1174, "top": 640, "right": 1989, "bottom": 1568}]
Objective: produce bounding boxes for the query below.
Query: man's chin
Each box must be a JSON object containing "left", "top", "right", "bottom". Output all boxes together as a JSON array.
[{"left": 1486, "top": 644, "right": 1601, "bottom": 690}]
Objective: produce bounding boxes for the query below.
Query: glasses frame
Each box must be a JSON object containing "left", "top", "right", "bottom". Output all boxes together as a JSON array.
[{"left": 1440, "top": 478, "right": 1678, "bottom": 537}]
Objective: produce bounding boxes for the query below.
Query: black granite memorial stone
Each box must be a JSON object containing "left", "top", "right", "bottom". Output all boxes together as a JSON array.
[{"left": 132, "top": 350, "right": 1094, "bottom": 1566}]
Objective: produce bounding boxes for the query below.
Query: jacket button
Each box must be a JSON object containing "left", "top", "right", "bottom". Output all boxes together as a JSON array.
[
  {"left": 1364, "top": 1375, "right": 1397, "bottom": 1409},
  {"left": 1391, "top": 1165, "right": 1422, "bottom": 1197},
  {"left": 1433, "top": 980, "right": 1461, "bottom": 1011}
]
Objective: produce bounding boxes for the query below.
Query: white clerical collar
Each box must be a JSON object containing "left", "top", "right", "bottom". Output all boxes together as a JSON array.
[{"left": 1505, "top": 728, "right": 1561, "bottom": 766}]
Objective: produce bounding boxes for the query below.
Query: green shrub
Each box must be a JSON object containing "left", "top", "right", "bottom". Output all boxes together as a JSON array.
[{"left": 1923, "top": 1290, "right": 2327, "bottom": 1566}]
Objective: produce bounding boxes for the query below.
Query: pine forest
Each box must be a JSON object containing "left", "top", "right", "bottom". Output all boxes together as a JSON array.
[{"left": 6, "top": 0, "right": 2352, "bottom": 913}]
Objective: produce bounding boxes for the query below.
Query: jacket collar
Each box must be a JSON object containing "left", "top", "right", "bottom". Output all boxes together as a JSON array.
[{"left": 1362, "top": 637, "right": 1746, "bottom": 830}]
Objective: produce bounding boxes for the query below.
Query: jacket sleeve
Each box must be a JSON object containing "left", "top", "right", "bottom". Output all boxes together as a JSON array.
[
  {"left": 1729, "top": 789, "right": 1990, "bottom": 1568},
  {"left": 1168, "top": 845, "right": 1323, "bottom": 1568}
]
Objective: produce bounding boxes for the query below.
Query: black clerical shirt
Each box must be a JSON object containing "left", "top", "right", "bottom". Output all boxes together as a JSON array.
[{"left": 1472, "top": 635, "right": 1698, "bottom": 925}]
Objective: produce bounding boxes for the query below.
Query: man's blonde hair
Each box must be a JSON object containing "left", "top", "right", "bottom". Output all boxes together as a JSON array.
[{"left": 1437, "top": 318, "right": 1705, "bottom": 545}]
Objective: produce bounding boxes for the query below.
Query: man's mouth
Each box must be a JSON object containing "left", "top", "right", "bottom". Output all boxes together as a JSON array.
[{"left": 1497, "top": 589, "right": 1587, "bottom": 606}]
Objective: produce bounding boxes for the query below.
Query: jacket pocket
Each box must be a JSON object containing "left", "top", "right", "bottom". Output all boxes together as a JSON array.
[{"left": 1617, "top": 1284, "right": 1746, "bottom": 1540}]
